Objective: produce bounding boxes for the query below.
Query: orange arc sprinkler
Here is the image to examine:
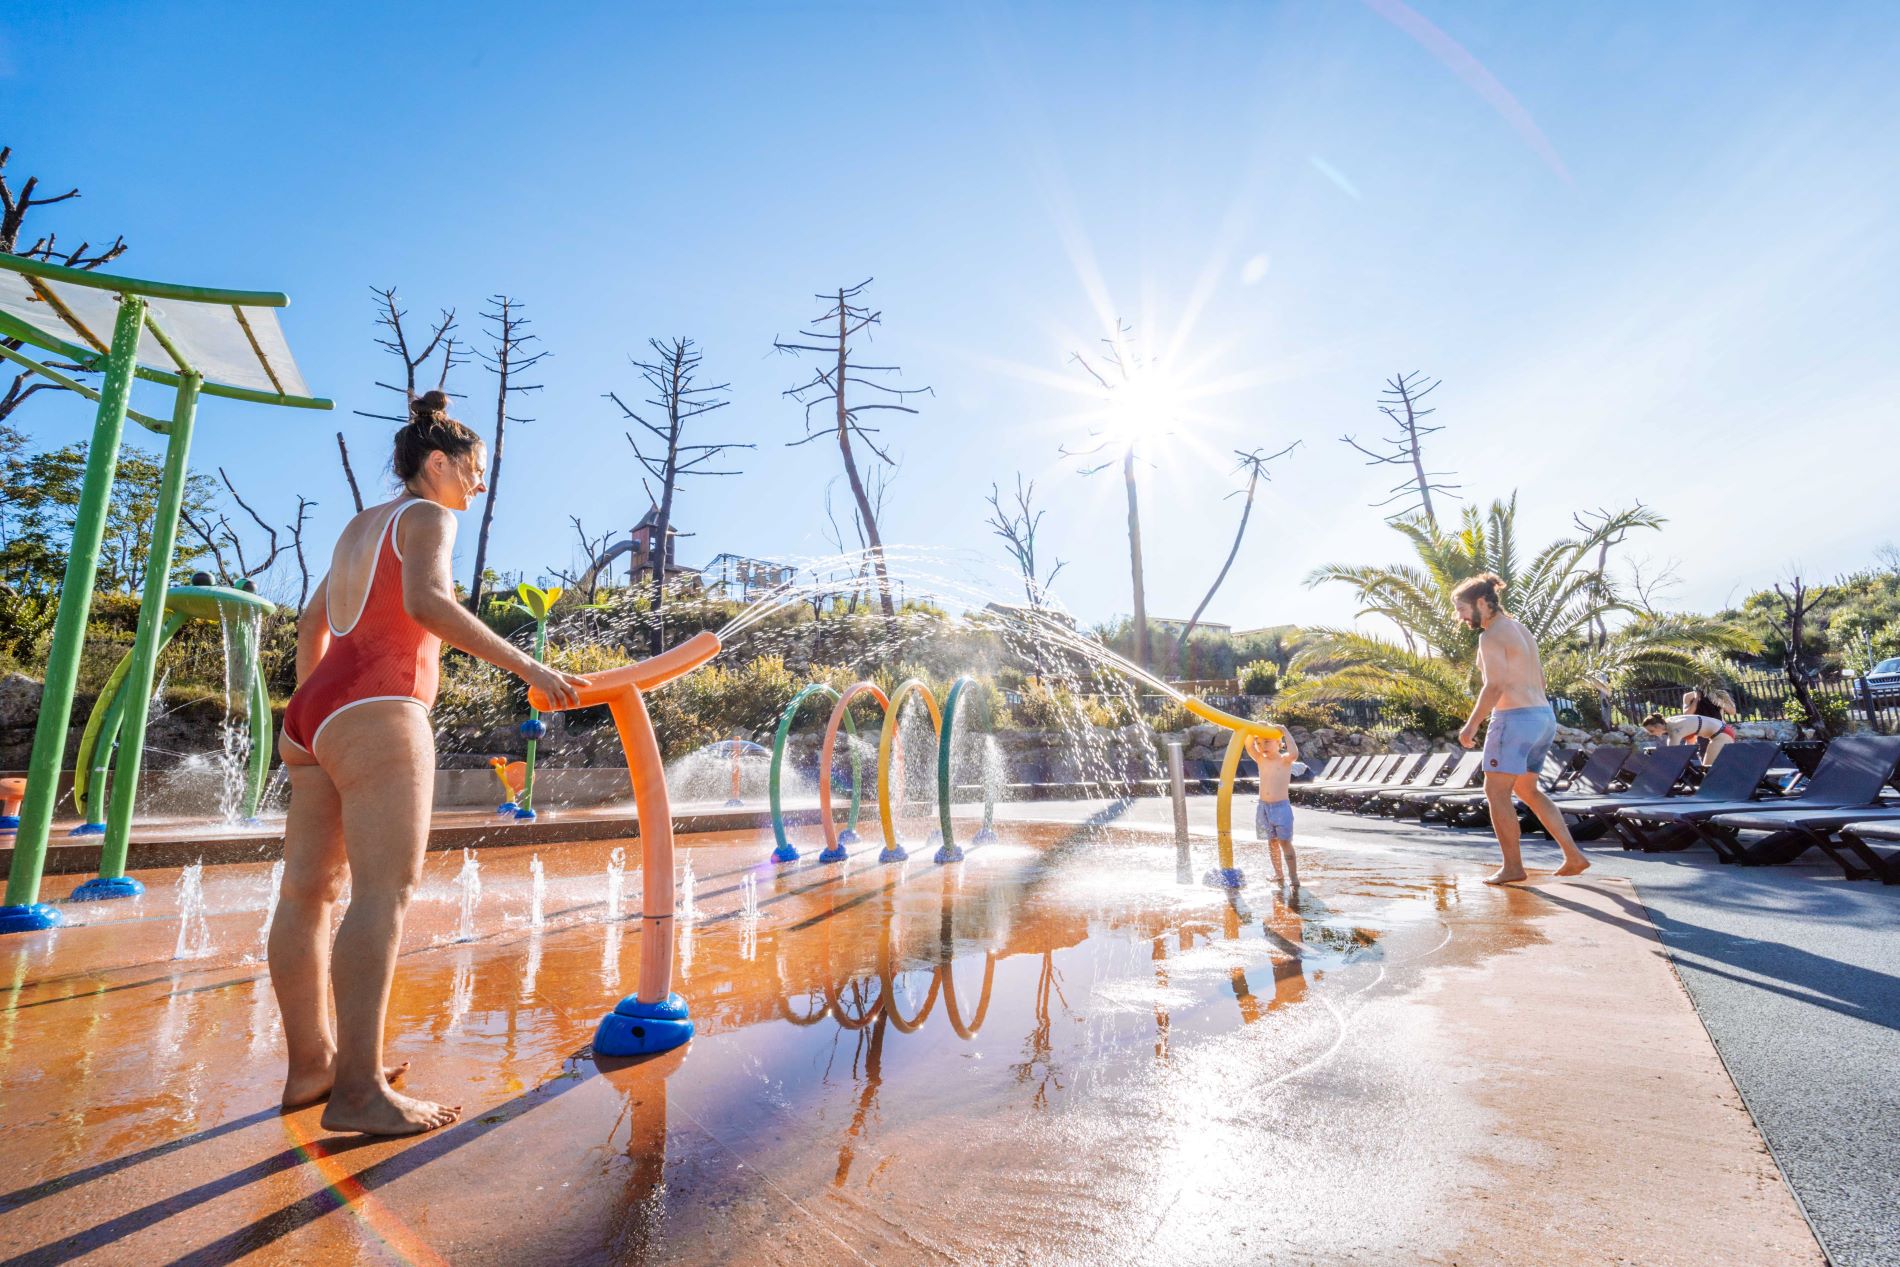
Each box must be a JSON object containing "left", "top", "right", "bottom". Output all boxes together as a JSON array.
[{"left": 528, "top": 629, "right": 721, "bottom": 1057}]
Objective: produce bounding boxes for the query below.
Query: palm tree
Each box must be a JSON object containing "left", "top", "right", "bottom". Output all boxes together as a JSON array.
[{"left": 1287, "top": 495, "right": 1757, "bottom": 731}]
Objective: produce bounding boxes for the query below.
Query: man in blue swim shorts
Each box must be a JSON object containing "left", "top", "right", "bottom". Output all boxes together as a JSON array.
[{"left": 1453, "top": 573, "right": 1591, "bottom": 884}]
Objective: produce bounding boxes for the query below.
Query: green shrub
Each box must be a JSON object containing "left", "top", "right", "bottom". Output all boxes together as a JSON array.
[{"left": 1239, "top": 659, "right": 1280, "bottom": 696}]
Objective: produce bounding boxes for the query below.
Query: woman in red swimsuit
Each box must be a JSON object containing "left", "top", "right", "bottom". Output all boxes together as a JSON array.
[{"left": 269, "top": 392, "right": 584, "bottom": 1136}]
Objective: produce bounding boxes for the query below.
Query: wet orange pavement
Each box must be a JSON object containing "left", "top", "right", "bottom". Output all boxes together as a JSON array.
[{"left": 0, "top": 816, "right": 1821, "bottom": 1264}]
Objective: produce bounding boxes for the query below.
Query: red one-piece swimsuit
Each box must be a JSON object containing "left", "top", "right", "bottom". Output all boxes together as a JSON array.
[{"left": 282, "top": 500, "right": 441, "bottom": 755}]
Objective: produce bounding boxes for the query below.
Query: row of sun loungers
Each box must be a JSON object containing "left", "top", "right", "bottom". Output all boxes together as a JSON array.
[{"left": 1289, "top": 735, "right": 1900, "bottom": 882}]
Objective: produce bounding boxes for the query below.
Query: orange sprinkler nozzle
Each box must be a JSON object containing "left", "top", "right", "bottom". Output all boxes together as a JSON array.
[{"left": 528, "top": 630, "right": 722, "bottom": 712}]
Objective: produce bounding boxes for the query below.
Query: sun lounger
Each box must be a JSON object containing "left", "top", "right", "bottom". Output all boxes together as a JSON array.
[
  {"left": 1428, "top": 745, "right": 1624, "bottom": 827},
  {"left": 1310, "top": 754, "right": 1427, "bottom": 809},
  {"left": 1286, "top": 754, "right": 1368, "bottom": 802},
  {"left": 1832, "top": 816, "right": 1900, "bottom": 883},
  {"left": 1617, "top": 734, "right": 1900, "bottom": 864},
  {"left": 1375, "top": 750, "right": 1486, "bottom": 818},
  {"left": 1332, "top": 751, "right": 1455, "bottom": 812},
  {"left": 1598, "top": 742, "right": 1782, "bottom": 851},
  {"left": 1537, "top": 744, "right": 1696, "bottom": 840},
  {"left": 1291, "top": 753, "right": 1398, "bottom": 805}
]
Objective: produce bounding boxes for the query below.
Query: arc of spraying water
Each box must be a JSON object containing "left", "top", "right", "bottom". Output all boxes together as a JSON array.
[
  {"left": 877, "top": 680, "right": 943, "bottom": 865},
  {"left": 934, "top": 676, "right": 999, "bottom": 862},
  {"left": 769, "top": 682, "right": 862, "bottom": 863},
  {"left": 817, "top": 682, "right": 889, "bottom": 863}
]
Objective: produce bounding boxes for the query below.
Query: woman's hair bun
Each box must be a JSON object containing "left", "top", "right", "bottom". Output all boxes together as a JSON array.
[
  {"left": 392, "top": 391, "right": 483, "bottom": 482},
  {"left": 409, "top": 389, "right": 451, "bottom": 426}
]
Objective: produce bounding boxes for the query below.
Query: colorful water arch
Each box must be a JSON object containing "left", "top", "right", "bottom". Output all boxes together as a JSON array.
[
  {"left": 770, "top": 675, "right": 1001, "bottom": 867},
  {"left": 876, "top": 679, "right": 943, "bottom": 864},
  {"left": 768, "top": 682, "right": 865, "bottom": 863}
]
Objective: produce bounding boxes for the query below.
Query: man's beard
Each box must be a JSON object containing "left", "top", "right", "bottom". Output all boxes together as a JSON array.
[{"left": 1461, "top": 611, "right": 1485, "bottom": 629}]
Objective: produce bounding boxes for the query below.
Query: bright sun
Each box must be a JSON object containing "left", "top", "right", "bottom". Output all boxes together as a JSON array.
[{"left": 1100, "top": 363, "right": 1183, "bottom": 444}]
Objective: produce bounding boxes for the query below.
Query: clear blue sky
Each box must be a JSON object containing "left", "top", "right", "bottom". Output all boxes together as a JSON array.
[{"left": 6, "top": 1, "right": 1896, "bottom": 631}]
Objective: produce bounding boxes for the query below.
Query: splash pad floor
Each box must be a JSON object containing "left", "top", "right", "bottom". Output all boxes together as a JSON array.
[{"left": 0, "top": 814, "right": 1820, "bottom": 1265}]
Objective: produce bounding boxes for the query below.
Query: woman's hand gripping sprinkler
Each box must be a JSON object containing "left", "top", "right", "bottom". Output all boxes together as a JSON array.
[{"left": 528, "top": 630, "right": 722, "bottom": 1058}]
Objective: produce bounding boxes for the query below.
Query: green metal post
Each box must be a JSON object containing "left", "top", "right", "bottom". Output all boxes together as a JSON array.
[
  {"left": 519, "top": 618, "right": 546, "bottom": 815},
  {"left": 95, "top": 372, "right": 199, "bottom": 886},
  {"left": 244, "top": 626, "right": 272, "bottom": 819},
  {"left": 3, "top": 295, "right": 145, "bottom": 920},
  {"left": 73, "top": 614, "right": 186, "bottom": 829}
]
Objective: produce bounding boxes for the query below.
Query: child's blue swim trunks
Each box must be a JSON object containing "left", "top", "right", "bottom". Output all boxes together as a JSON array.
[
  {"left": 1256, "top": 798, "right": 1295, "bottom": 840},
  {"left": 1483, "top": 704, "right": 1557, "bottom": 776}
]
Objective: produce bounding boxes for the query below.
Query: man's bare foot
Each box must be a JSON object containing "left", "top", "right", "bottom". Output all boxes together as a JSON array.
[
  {"left": 1555, "top": 857, "right": 1592, "bottom": 877},
  {"left": 282, "top": 1059, "right": 411, "bottom": 1109},
  {"left": 1483, "top": 866, "right": 1528, "bottom": 885},
  {"left": 319, "top": 1086, "right": 461, "bottom": 1137}
]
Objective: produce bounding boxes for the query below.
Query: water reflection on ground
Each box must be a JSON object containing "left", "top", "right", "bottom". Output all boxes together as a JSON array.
[{"left": 2, "top": 819, "right": 1732, "bottom": 1264}]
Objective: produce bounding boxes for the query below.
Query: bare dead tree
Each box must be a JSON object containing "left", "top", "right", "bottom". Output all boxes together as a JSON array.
[
  {"left": 1340, "top": 371, "right": 1460, "bottom": 528},
  {"left": 0, "top": 146, "right": 130, "bottom": 424},
  {"left": 353, "top": 287, "right": 466, "bottom": 423},
  {"left": 610, "top": 337, "right": 752, "bottom": 651},
  {"left": 467, "top": 296, "right": 547, "bottom": 612},
  {"left": 555, "top": 515, "right": 615, "bottom": 605},
  {"left": 1768, "top": 576, "right": 1833, "bottom": 738},
  {"left": 776, "top": 279, "right": 932, "bottom": 619},
  {"left": 1573, "top": 502, "right": 1666, "bottom": 647},
  {"left": 1625, "top": 554, "right": 1683, "bottom": 615},
  {"left": 181, "top": 468, "right": 292, "bottom": 585},
  {"left": 334, "top": 433, "right": 364, "bottom": 512},
  {"left": 288, "top": 496, "right": 315, "bottom": 607},
  {"left": 1175, "top": 442, "right": 1302, "bottom": 666},
  {"left": 985, "top": 473, "right": 1067, "bottom": 607},
  {"left": 1062, "top": 322, "right": 1161, "bottom": 668}
]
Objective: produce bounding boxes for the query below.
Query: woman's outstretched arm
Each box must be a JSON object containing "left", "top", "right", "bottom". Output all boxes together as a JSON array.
[{"left": 398, "top": 501, "right": 585, "bottom": 709}]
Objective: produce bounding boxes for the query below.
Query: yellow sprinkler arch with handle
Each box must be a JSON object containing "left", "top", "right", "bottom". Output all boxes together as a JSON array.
[
  {"left": 1179, "top": 696, "right": 1285, "bottom": 891},
  {"left": 876, "top": 679, "right": 943, "bottom": 864}
]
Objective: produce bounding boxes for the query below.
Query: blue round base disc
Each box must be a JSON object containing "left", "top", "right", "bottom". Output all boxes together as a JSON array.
[
  {"left": 0, "top": 903, "right": 62, "bottom": 933},
  {"left": 771, "top": 844, "right": 800, "bottom": 863},
  {"left": 877, "top": 845, "right": 909, "bottom": 864},
  {"left": 67, "top": 822, "right": 107, "bottom": 837},
  {"left": 594, "top": 992, "right": 694, "bottom": 1058},
  {"left": 1203, "top": 866, "right": 1246, "bottom": 890},
  {"left": 933, "top": 842, "right": 965, "bottom": 864},
  {"left": 69, "top": 875, "right": 145, "bottom": 902}
]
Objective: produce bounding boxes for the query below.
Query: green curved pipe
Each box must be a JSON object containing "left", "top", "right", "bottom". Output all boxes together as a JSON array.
[
  {"left": 243, "top": 621, "right": 271, "bottom": 819},
  {"left": 936, "top": 676, "right": 997, "bottom": 859},
  {"left": 769, "top": 683, "right": 861, "bottom": 859},
  {"left": 74, "top": 612, "right": 188, "bottom": 822}
]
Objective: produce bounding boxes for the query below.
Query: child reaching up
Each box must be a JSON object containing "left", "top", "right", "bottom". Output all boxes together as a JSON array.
[{"left": 1247, "top": 730, "right": 1301, "bottom": 889}]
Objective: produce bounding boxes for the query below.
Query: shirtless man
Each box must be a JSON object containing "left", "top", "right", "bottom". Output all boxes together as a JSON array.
[
  {"left": 1246, "top": 730, "right": 1301, "bottom": 888},
  {"left": 1452, "top": 573, "right": 1591, "bottom": 884}
]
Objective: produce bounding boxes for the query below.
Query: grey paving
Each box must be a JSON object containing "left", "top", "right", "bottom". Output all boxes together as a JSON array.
[{"left": 993, "top": 793, "right": 1900, "bottom": 1267}]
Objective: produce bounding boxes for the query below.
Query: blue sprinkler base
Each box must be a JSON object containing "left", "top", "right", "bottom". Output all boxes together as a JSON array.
[
  {"left": 67, "top": 822, "right": 106, "bottom": 837},
  {"left": 878, "top": 844, "right": 910, "bottom": 864},
  {"left": 69, "top": 875, "right": 145, "bottom": 902},
  {"left": 1203, "top": 866, "right": 1246, "bottom": 890},
  {"left": 817, "top": 844, "right": 849, "bottom": 864},
  {"left": 933, "top": 841, "right": 965, "bottom": 864},
  {"left": 0, "top": 903, "right": 62, "bottom": 933},
  {"left": 496, "top": 802, "right": 519, "bottom": 816},
  {"left": 594, "top": 992, "right": 694, "bottom": 1058},
  {"left": 972, "top": 826, "right": 999, "bottom": 844},
  {"left": 724, "top": 798, "right": 744, "bottom": 808},
  {"left": 771, "top": 843, "right": 800, "bottom": 864},
  {"left": 0, "top": 816, "right": 17, "bottom": 831},
  {"left": 513, "top": 808, "right": 538, "bottom": 822},
  {"left": 836, "top": 828, "right": 860, "bottom": 847}
]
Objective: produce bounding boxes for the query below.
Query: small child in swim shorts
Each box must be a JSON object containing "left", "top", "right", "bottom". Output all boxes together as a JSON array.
[{"left": 1248, "top": 730, "right": 1302, "bottom": 889}]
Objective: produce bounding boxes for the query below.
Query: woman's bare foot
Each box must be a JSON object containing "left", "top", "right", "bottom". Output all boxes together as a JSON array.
[
  {"left": 1483, "top": 866, "right": 1528, "bottom": 885},
  {"left": 282, "top": 1058, "right": 411, "bottom": 1109},
  {"left": 319, "top": 1085, "right": 461, "bottom": 1137},
  {"left": 1555, "top": 857, "right": 1592, "bottom": 877}
]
